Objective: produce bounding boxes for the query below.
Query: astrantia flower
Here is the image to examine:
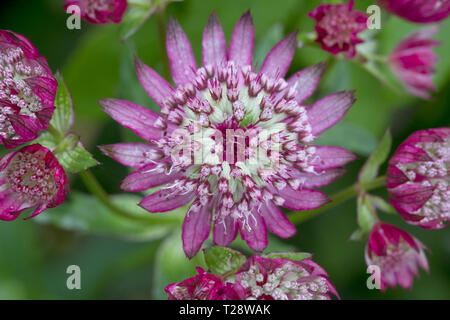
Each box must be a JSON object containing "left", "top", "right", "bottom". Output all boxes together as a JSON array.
[
  {"left": 0, "top": 144, "right": 69, "bottom": 221},
  {"left": 378, "top": 0, "right": 450, "bottom": 23},
  {"left": 389, "top": 26, "right": 440, "bottom": 100},
  {"left": 165, "top": 254, "right": 338, "bottom": 300},
  {"left": 308, "top": 0, "right": 368, "bottom": 58},
  {"left": 386, "top": 128, "right": 449, "bottom": 229},
  {"left": 365, "top": 223, "right": 429, "bottom": 291},
  {"left": 99, "top": 12, "right": 356, "bottom": 258},
  {"left": 235, "top": 255, "right": 338, "bottom": 300},
  {"left": 0, "top": 30, "right": 57, "bottom": 149},
  {"left": 64, "top": 0, "right": 127, "bottom": 24},
  {"left": 165, "top": 267, "right": 244, "bottom": 300}
]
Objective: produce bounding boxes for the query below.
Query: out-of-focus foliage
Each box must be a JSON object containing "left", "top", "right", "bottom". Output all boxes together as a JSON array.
[{"left": 0, "top": 0, "right": 448, "bottom": 299}]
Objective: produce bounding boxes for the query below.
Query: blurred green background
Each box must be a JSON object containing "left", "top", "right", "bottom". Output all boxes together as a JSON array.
[{"left": 0, "top": 0, "right": 448, "bottom": 299}]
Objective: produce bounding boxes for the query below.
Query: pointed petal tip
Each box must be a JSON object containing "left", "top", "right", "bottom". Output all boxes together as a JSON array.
[
  {"left": 289, "top": 30, "right": 300, "bottom": 38},
  {"left": 183, "top": 247, "right": 197, "bottom": 260},
  {"left": 134, "top": 55, "right": 143, "bottom": 68},
  {"left": 97, "top": 144, "right": 110, "bottom": 155}
]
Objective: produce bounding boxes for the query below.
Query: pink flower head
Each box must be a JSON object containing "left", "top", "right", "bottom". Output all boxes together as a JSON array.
[
  {"left": 0, "top": 144, "right": 69, "bottom": 221},
  {"left": 165, "top": 267, "right": 244, "bottom": 300},
  {"left": 64, "top": 0, "right": 128, "bottom": 24},
  {"left": 308, "top": 0, "right": 368, "bottom": 58},
  {"left": 0, "top": 30, "right": 57, "bottom": 149},
  {"left": 235, "top": 255, "right": 338, "bottom": 300},
  {"left": 389, "top": 26, "right": 440, "bottom": 100},
  {"left": 387, "top": 128, "right": 449, "bottom": 229},
  {"left": 365, "top": 223, "right": 429, "bottom": 291},
  {"left": 99, "top": 12, "right": 356, "bottom": 258},
  {"left": 378, "top": 0, "right": 450, "bottom": 23}
]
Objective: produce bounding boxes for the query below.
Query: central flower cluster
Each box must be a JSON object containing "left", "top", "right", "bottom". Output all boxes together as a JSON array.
[
  {"left": 6, "top": 148, "right": 58, "bottom": 203},
  {"left": 155, "top": 60, "right": 319, "bottom": 232},
  {"left": 0, "top": 144, "right": 68, "bottom": 221}
]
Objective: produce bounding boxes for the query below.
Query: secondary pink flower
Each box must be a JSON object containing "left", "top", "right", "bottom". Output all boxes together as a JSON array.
[
  {"left": 0, "top": 30, "right": 57, "bottom": 149},
  {"left": 389, "top": 26, "right": 440, "bottom": 99},
  {"left": 308, "top": 0, "right": 368, "bottom": 58},
  {"left": 235, "top": 255, "right": 338, "bottom": 300},
  {"left": 0, "top": 144, "right": 69, "bottom": 221},
  {"left": 165, "top": 267, "right": 244, "bottom": 300},
  {"left": 100, "top": 12, "right": 356, "bottom": 258},
  {"left": 365, "top": 223, "right": 429, "bottom": 291},
  {"left": 378, "top": 0, "right": 450, "bottom": 23},
  {"left": 386, "top": 128, "right": 449, "bottom": 229},
  {"left": 64, "top": 0, "right": 128, "bottom": 24}
]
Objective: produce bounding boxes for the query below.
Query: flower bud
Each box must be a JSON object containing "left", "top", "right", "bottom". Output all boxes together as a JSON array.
[{"left": 366, "top": 223, "right": 429, "bottom": 291}]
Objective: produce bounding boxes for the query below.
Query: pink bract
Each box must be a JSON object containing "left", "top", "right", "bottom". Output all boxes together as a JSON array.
[
  {"left": 235, "top": 255, "right": 338, "bottom": 300},
  {"left": 378, "top": 0, "right": 450, "bottom": 23},
  {"left": 99, "top": 11, "right": 357, "bottom": 258},
  {"left": 0, "top": 144, "right": 69, "bottom": 221},
  {"left": 308, "top": 0, "right": 368, "bottom": 58},
  {"left": 389, "top": 26, "right": 440, "bottom": 100},
  {"left": 387, "top": 127, "right": 449, "bottom": 229},
  {"left": 365, "top": 223, "right": 429, "bottom": 291},
  {"left": 165, "top": 267, "right": 245, "bottom": 300},
  {"left": 64, "top": 0, "right": 128, "bottom": 24},
  {"left": 0, "top": 30, "right": 57, "bottom": 149}
]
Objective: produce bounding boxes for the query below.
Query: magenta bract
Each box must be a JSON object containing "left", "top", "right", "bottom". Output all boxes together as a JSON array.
[
  {"left": 365, "top": 223, "right": 429, "bottom": 291},
  {"left": 378, "top": 0, "right": 450, "bottom": 23},
  {"left": 387, "top": 127, "right": 449, "bottom": 229},
  {"left": 0, "top": 144, "right": 69, "bottom": 221},
  {"left": 165, "top": 267, "right": 245, "bottom": 300},
  {"left": 235, "top": 255, "right": 339, "bottom": 300},
  {"left": 0, "top": 30, "right": 57, "bottom": 149},
  {"left": 308, "top": 0, "right": 368, "bottom": 58},
  {"left": 99, "top": 11, "right": 356, "bottom": 258},
  {"left": 389, "top": 26, "right": 440, "bottom": 100},
  {"left": 64, "top": 0, "right": 128, "bottom": 24}
]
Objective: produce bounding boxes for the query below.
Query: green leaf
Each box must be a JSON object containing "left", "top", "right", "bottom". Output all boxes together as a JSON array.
[
  {"left": 203, "top": 246, "right": 247, "bottom": 276},
  {"left": 51, "top": 73, "right": 74, "bottom": 137},
  {"left": 53, "top": 135, "right": 99, "bottom": 173},
  {"left": 119, "top": 0, "right": 156, "bottom": 41},
  {"left": 368, "top": 194, "right": 396, "bottom": 214},
  {"left": 36, "top": 133, "right": 98, "bottom": 173},
  {"left": 152, "top": 230, "right": 206, "bottom": 299},
  {"left": 262, "top": 252, "right": 312, "bottom": 262},
  {"left": 357, "top": 194, "right": 377, "bottom": 234},
  {"left": 34, "top": 192, "right": 178, "bottom": 241},
  {"left": 358, "top": 129, "right": 392, "bottom": 184}
]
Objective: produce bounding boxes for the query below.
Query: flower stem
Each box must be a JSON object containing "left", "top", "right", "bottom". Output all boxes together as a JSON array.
[
  {"left": 47, "top": 124, "right": 62, "bottom": 139},
  {"left": 79, "top": 170, "right": 179, "bottom": 225},
  {"left": 288, "top": 175, "right": 387, "bottom": 225}
]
